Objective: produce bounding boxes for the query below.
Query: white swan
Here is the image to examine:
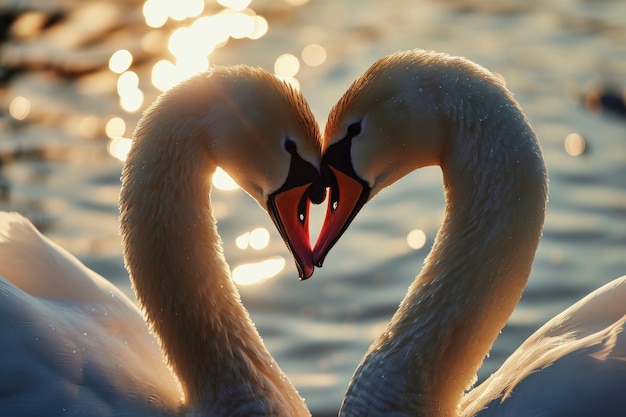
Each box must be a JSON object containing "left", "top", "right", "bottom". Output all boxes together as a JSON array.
[
  {"left": 313, "top": 49, "right": 626, "bottom": 417},
  {"left": 0, "top": 65, "right": 325, "bottom": 416}
]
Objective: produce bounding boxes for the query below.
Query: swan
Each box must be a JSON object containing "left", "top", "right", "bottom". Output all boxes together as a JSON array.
[
  {"left": 312, "top": 49, "right": 626, "bottom": 416},
  {"left": 0, "top": 65, "right": 325, "bottom": 416}
]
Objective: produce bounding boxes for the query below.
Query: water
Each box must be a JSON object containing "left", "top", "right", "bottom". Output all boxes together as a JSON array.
[{"left": 1, "top": 1, "right": 625, "bottom": 415}]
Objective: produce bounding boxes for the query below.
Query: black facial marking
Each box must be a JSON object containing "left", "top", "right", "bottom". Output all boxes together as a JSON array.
[
  {"left": 320, "top": 120, "right": 365, "bottom": 188},
  {"left": 268, "top": 137, "right": 325, "bottom": 222}
]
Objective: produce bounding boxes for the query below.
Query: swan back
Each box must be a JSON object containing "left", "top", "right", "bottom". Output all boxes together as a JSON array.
[
  {"left": 462, "top": 276, "right": 626, "bottom": 416},
  {"left": 0, "top": 212, "right": 181, "bottom": 415}
]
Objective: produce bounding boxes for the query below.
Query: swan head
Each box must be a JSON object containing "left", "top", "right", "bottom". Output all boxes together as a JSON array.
[
  {"left": 131, "top": 66, "right": 325, "bottom": 278},
  {"left": 313, "top": 50, "right": 489, "bottom": 265}
]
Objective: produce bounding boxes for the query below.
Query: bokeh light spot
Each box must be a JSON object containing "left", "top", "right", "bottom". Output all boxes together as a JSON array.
[
  {"left": 218, "top": 0, "right": 252, "bottom": 12},
  {"left": 564, "top": 132, "right": 586, "bottom": 156},
  {"left": 9, "top": 96, "right": 31, "bottom": 120},
  {"left": 407, "top": 229, "right": 427, "bottom": 250},
  {"left": 105, "top": 117, "right": 126, "bottom": 139},
  {"left": 232, "top": 257, "right": 286, "bottom": 285},
  {"left": 119, "top": 89, "right": 144, "bottom": 113},
  {"left": 301, "top": 44, "right": 327, "bottom": 67},
  {"left": 107, "top": 137, "right": 133, "bottom": 161},
  {"left": 249, "top": 227, "right": 270, "bottom": 250},
  {"left": 213, "top": 167, "right": 240, "bottom": 191},
  {"left": 109, "top": 49, "right": 133, "bottom": 74},
  {"left": 274, "top": 54, "right": 300, "bottom": 78},
  {"left": 236, "top": 232, "right": 251, "bottom": 250},
  {"left": 249, "top": 15, "right": 268, "bottom": 39}
]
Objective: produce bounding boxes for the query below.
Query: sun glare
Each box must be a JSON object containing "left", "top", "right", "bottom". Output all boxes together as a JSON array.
[
  {"left": 109, "top": 49, "right": 133, "bottom": 74},
  {"left": 232, "top": 257, "right": 286, "bottom": 285},
  {"left": 212, "top": 167, "right": 240, "bottom": 191}
]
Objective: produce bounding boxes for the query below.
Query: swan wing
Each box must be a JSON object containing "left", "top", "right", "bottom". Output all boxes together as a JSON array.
[
  {"left": 462, "top": 276, "right": 626, "bottom": 417},
  {"left": 0, "top": 212, "right": 182, "bottom": 416}
]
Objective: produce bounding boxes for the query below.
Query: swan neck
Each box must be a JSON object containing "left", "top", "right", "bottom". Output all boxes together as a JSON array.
[
  {"left": 341, "top": 93, "right": 547, "bottom": 417},
  {"left": 120, "top": 115, "right": 309, "bottom": 415}
]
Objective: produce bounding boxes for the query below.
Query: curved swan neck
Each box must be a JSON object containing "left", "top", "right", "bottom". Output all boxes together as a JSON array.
[
  {"left": 341, "top": 74, "right": 548, "bottom": 417},
  {"left": 119, "top": 77, "right": 309, "bottom": 416}
]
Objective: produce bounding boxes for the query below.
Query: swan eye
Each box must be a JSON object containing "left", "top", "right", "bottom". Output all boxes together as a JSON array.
[
  {"left": 284, "top": 138, "right": 297, "bottom": 153},
  {"left": 347, "top": 122, "right": 362, "bottom": 138}
]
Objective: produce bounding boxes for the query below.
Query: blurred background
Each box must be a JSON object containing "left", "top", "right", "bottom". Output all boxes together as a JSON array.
[{"left": 1, "top": 0, "right": 625, "bottom": 415}]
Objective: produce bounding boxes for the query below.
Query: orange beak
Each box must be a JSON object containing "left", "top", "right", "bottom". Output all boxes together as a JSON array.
[
  {"left": 313, "top": 165, "right": 369, "bottom": 267},
  {"left": 268, "top": 183, "right": 316, "bottom": 279}
]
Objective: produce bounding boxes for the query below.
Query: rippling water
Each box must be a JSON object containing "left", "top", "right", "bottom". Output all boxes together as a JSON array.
[{"left": 1, "top": 0, "right": 625, "bottom": 415}]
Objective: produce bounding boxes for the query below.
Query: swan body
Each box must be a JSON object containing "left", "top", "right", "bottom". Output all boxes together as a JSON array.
[
  {"left": 313, "top": 49, "right": 626, "bottom": 416},
  {"left": 0, "top": 213, "right": 181, "bottom": 415},
  {"left": 0, "top": 65, "right": 323, "bottom": 416}
]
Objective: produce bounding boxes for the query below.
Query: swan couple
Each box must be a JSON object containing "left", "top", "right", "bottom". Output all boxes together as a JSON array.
[{"left": 0, "top": 50, "right": 624, "bottom": 416}]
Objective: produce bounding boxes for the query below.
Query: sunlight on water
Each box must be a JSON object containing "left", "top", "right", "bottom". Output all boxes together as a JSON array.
[
  {"left": 236, "top": 227, "right": 270, "bottom": 250},
  {"left": 8, "top": 96, "right": 30, "bottom": 120},
  {"left": 143, "top": 0, "right": 204, "bottom": 28},
  {"left": 301, "top": 44, "right": 327, "bottom": 67},
  {"left": 232, "top": 256, "right": 286, "bottom": 285},
  {"left": 274, "top": 53, "right": 300, "bottom": 78},
  {"left": 212, "top": 167, "right": 240, "bottom": 191},
  {"left": 105, "top": 117, "right": 126, "bottom": 139},
  {"left": 109, "top": 49, "right": 133, "bottom": 74},
  {"left": 110, "top": 0, "right": 315, "bottom": 112},
  {"left": 107, "top": 138, "right": 133, "bottom": 162},
  {"left": 407, "top": 229, "right": 427, "bottom": 250},
  {"left": 217, "top": 0, "right": 252, "bottom": 10},
  {"left": 117, "top": 71, "right": 144, "bottom": 112},
  {"left": 564, "top": 132, "right": 586, "bottom": 156}
]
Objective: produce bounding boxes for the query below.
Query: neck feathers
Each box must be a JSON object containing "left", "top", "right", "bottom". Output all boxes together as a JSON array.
[
  {"left": 119, "top": 94, "right": 309, "bottom": 416},
  {"left": 341, "top": 73, "right": 547, "bottom": 417}
]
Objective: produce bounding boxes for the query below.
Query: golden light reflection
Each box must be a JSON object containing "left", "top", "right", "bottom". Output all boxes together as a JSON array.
[
  {"left": 143, "top": 0, "right": 204, "bottom": 28},
  {"left": 107, "top": 137, "right": 133, "bottom": 161},
  {"left": 217, "top": 0, "right": 252, "bottom": 11},
  {"left": 301, "top": 44, "right": 327, "bottom": 67},
  {"left": 249, "top": 227, "right": 270, "bottom": 250},
  {"left": 407, "top": 229, "right": 427, "bottom": 250},
  {"left": 235, "top": 227, "right": 270, "bottom": 250},
  {"left": 117, "top": 71, "right": 144, "bottom": 112},
  {"left": 109, "top": 49, "right": 133, "bottom": 74},
  {"left": 228, "top": 10, "right": 256, "bottom": 39},
  {"left": 274, "top": 54, "right": 300, "bottom": 78},
  {"left": 8, "top": 96, "right": 30, "bottom": 120},
  {"left": 105, "top": 117, "right": 126, "bottom": 139},
  {"left": 248, "top": 15, "right": 268, "bottom": 39},
  {"left": 212, "top": 167, "right": 240, "bottom": 191},
  {"left": 151, "top": 60, "right": 177, "bottom": 92},
  {"left": 117, "top": 71, "right": 139, "bottom": 96},
  {"left": 564, "top": 132, "right": 586, "bottom": 156},
  {"left": 119, "top": 89, "right": 144, "bottom": 113},
  {"left": 232, "top": 256, "right": 286, "bottom": 285},
  {"left": 235, "top": 232, "right": 251, "bottom": 250}
]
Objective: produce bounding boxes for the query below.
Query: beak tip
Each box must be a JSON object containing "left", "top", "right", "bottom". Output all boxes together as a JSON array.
[{"left": 296, "top": 256, "right": 315, "bottom": 280}]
